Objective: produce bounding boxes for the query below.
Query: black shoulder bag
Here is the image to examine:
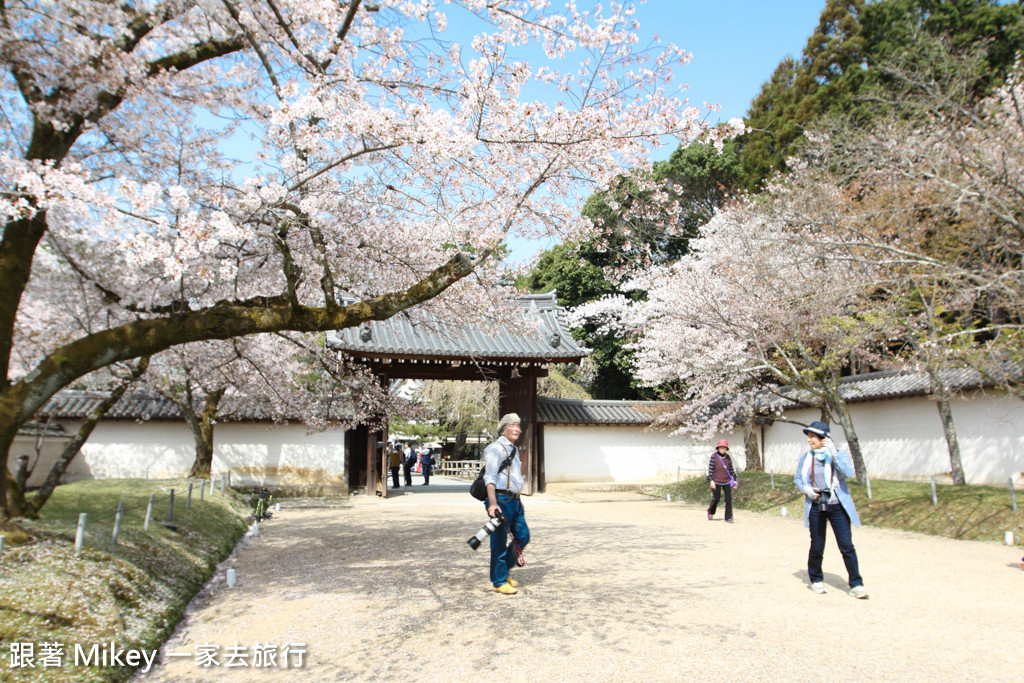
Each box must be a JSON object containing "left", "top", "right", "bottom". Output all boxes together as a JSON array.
[{"left": 470, "top": 444, "right": 515, "bottom": 501}]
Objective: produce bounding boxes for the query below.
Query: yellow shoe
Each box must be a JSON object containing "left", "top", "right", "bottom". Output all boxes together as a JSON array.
[
  {"left": 492, "top": 582, "right": 518, "bottom": 595},
  {"left": 506, "top": 578, "right": 519, "bottom": 588}
]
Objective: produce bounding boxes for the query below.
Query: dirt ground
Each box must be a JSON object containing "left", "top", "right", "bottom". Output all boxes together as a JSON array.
[{"left": 135, "top": 479, "right": 1024, "bottom": 682}]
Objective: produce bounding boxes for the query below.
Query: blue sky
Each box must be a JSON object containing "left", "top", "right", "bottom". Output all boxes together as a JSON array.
[{"left": 506, "top": 0, "right": 828, "bottom": 263}]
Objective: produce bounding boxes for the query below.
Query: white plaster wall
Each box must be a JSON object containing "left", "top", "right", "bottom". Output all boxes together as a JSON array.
[
  {"left": 761, "top": 392, "right": 1024, "bottom": 485},
  {"left": 29, "top": 420, "right": 346, "bottom": 486},
  {"left": 543, "top": 424, "right": 745, "bottom": 484}
]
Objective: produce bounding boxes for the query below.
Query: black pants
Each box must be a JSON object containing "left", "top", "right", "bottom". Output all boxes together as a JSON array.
[
  {"left": 403, "top": 466, "right": 412, "bottom": 486},
  {"left": 390, "top": 466, "right": 399, "bottom": 488},
  {"left": 708, "top": 483, "right": 733, "bottom": 520}
]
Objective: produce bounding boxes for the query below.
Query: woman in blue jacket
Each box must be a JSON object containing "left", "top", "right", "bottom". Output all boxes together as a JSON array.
[{"left": 793, "top": 421, "right": 868, "bottom": 599}]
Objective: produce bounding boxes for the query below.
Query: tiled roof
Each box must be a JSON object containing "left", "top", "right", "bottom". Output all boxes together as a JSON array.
[
  {"left": 538, "top": 398, "right": 675, "bottom": 425},
  {"left": 539, "top": 368, "right": 1009, "bottom": 426},
  {"left": 326, "top": 292, "right": 589, "bottom": 363},
  {"left": 773, "top": 367, "right": 1003, "bottom": 408},
  {"left": 36, "top": 391, "right": 291, "bottom": 422}
]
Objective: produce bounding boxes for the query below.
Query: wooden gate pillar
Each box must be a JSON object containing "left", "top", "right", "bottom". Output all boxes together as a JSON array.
[{"left": 498, "top": 367, "right": 538, "bottom": 495}]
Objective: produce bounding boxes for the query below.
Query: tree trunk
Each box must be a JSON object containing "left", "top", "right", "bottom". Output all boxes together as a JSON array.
[
  {"left": 825, "top": 394, "right": 868, "bottom": 486},
  {"left": 185, "top": 388, "right": 226, "bottom": 479},
  {"left": 1, "top": 250, "right": 481, "bottom": 520},
  {"left": 24, "top": 357, "right": 150, "bottom": 517},
  {"left": 928, "top": 368, "right": 966, "bottom": 485},
  {"left": 743, "top": 419, "right": 763, "bottom": 471},
  {"left": 454, "top": 428, "right": 468, "bottom": 459}
]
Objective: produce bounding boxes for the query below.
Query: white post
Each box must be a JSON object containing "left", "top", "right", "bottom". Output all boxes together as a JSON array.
[
  {"left": 1011, "top": 477, "right": 1017, "bottom": 513},
  {"left": 770, "top": 470, "right": 775, "bottom": 490},
  {"left": 931, "top": 475, "right": 938, "bottom": 506},
  {"left": 144, "top": 493, "right": 154, "bottom": 531},
  {"left": 1006, "top": 531, "right": 1015, "bottom": 546},
  {"left": 74, "top": 513, "right": 87, "bottom": 556},
  {"left": 112, "top": 501, "right": 124, "bottom": 546},
  {"left": 226, "top": 568, "right": 237, "bottom": 588},
  {"left": 865, "top": 470, "right": 872, "bottom": 500},
  {"left": 0, "top": 535, "right": 5, "bottom": 565}
]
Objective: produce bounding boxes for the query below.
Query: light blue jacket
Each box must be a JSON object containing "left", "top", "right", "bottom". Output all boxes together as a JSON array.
[{"left": 793, "top": 447, "right": 861, "bottom": 528}]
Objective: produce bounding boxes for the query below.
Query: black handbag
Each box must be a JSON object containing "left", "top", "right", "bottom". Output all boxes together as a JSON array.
[{"left": 470, "top": 445, "right": 515, "bottom": 501}]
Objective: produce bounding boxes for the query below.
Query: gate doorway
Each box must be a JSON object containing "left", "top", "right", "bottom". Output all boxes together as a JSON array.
[{"left": 328, "top": 293, "right": 588, "bottom": 497}]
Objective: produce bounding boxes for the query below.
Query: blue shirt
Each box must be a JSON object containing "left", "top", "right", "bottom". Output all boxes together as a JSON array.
[{"left": 483, "top": 436, "right": 525, "bottom": 494}]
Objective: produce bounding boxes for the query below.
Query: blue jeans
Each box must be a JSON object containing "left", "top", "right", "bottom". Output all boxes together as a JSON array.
[
  {"left": 487, "top": 493, "right": 530, "bottom": 587},
  {"left": 808, "top": 503, "right": 863, "bottom": 588}
]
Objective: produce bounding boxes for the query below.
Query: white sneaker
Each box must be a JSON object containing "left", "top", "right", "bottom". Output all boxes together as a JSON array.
[
  {"left": 848, "top": 585, "right": 868, "bottom": 599},
  {"left": 811, "top": 582, "right": 826, "bottom": 594}
]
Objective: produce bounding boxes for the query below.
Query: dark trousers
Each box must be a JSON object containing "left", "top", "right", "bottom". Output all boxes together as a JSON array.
[
  {"left": 390, "top": 466, "right": 399, "bottom": 488},
  {"left": 487, "top": 493, "right": 530, "bottom": 587},
  {"left": 403, "top": 466, "right": 412, "bottom": 486},
  {"left": 807, "top": 503, "right": 863, "bottom": 587},
  {"left": 708, "top": 483, "right": 733, "bottom": 520},
  {"left": 422, "top": 465, "right": 431, "bottom": 484}
]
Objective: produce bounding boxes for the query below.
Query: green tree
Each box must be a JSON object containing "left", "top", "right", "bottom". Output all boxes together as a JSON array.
[
  {"left": 523, "top": 140, "right": 744, "bottom": 399},
  {"left": 739, "top": 0, "right": 1024, "bottom": 187}
]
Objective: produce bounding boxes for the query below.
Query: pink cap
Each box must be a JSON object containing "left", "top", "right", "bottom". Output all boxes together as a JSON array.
[{"left": 717, "top": 439, "right": 729, "bottom": 449}]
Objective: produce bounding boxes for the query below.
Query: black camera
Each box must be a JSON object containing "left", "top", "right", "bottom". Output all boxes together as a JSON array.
[
  {"left": 467, "top": 510, "right": 506, "bottom": 550},
  {"left": 813, "top": 488, "right": 832, "bottom": 512}
]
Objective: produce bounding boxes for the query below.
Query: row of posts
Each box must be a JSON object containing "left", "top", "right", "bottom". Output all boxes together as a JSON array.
[
  {"left": 0, "top": 474, "right": 233, "bottom": 566},
  {"left": 767, "top": 469, "right": 1017, "bottom": 511}
]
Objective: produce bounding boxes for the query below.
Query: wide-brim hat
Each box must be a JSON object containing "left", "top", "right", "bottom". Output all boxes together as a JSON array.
[
  {"left": 716, "top": 439, "right": 729, "bottom": 450},
  {"left": 802, "top": 420, "right": 830, "bottom": 437}
]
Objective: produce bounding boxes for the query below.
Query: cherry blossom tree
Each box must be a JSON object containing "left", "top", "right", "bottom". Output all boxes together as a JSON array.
[
  {"left": 571, "top": 178, "right": 887, "bottom": 484},
  {"left": 0, "top": 1, "right": 713, "bottom": 519},
  {"left": 144, "top": 333, "right": 379, "bottom": 479}
]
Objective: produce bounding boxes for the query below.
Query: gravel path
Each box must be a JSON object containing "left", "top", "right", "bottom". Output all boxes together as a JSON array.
[{"left": 136, "top": 479, "right": 1024, "bottom": 682}]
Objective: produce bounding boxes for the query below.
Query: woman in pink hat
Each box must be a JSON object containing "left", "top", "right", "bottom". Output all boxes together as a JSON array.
[{"left": 706, "top": 439, "right": 738, "bottom": 522}]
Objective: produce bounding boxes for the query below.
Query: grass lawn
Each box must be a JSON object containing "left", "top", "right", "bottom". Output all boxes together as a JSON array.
[
  {"left": 656, "top": 472, "right": 1024, "bottom": 543},
  {"left": 0, "top": 479, "right": 251, "bottom": 683}
]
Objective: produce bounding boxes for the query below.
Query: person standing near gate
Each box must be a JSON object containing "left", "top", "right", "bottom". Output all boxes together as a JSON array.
[
  {"left": 388, "top": 444, "right": 402, "bottom": 489},
  {"left": 793, "top": 421, "right": 868, "bottom": 599},
  {"left": 706, "top": 439, "right": 738, "bottom": 522},
  {"left": 402, "top": 444, "right": 415, "bottom": 486},
  {"left": 421, "top": 447, "right": 434, "bottom": 485},
  {"left": 484, "top": 413, "right": 529, "bottom": 595}
]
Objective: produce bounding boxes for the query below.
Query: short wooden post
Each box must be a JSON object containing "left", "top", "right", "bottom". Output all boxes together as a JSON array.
[
  {"left": 168, "top": 489, "right": 175, "bottom": 522},
  {"left": 186, "top": 482, "right": 193, "bottom": 511},
  {"left": 144, "top": 493, "right": 154, "bottom": 531},
  {"left": 865, "top": 470, "right": 872, "bottom": 500},
  {"left": 200, "top": 478, "right": 206, "bottom": 501},
  {"left": 0, "top": 535, "right": 5, "bottom": 565},
  {"left": 930, "top": 476, "right": 938, "bottom": 506},
  {"left": 1011, "top": 477, "right": 1017, "bottom": 513},
  {"left": 74, "top": 513, "right": 87, "bottom": 556},
  {"left": 770, "top": 470, "right": 775, "bottom": 490},
  {"left": 112, "top": 501, "right": 124, "bottom": 546}
]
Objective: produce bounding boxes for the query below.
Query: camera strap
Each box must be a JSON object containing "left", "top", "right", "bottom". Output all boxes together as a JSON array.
[{"left": 496, "top": 443, "right": 516, "bottom": 486}]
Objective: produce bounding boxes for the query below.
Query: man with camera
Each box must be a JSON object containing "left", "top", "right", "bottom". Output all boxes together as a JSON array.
[
  {"left": 483, "top": 413, "right": 529, "bottom": 595},
  {"left": 793, "top": 421, "right": 868, "bottom": 599}
]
